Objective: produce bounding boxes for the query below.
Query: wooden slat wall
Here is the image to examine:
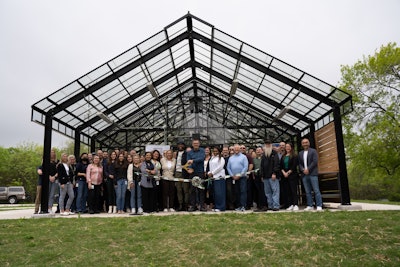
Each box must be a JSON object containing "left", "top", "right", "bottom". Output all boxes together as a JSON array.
[{"left": 314, "top": 122, "right": 339, "bottom": 173}]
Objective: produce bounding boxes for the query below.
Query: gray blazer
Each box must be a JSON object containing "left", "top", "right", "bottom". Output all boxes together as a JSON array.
[{"left": 298, "top": 147, "right": 319, "bottom": 176}]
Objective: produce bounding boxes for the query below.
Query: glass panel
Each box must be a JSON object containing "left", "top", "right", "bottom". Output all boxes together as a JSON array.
[
  {"left": 78, "top": 64, "right": 112, "bottom": 88},
  {"left": 196, "top": 67, "right": 209, "bottom": 82},
  {"left": 93, "top": 80, "right": 127, "bottom": 108},
  {"left": 237, "top": 62, "right": 263, "bottom": 89},
  {"left": 194, "top": 40, "right": 211, "bottom": 68},
  {"left": 210, "top": 75, "right": 230, "bottom": 91},
  {"left": 260, "top": 78, "right": 288, "bottom": 103},
  {"left": 299, "top": 74, "right": 330, "bottom": 97},
  {"left": 113, "top": 103, "right": 138, "bottom": 119},
  {"left": 146, "top": 50, "right": 171, "bottom": 80},
  {"left": 109, "top": 47, "right": 140, "bottom": 72},
  {"left": 157, "top": 76, "right": 177, "bottom": 96},
  {"left": 192, "top": 18, "right": 212, "bottom": 38},
  {"left": 49, "top": 82, "right": 84, "bottom": 103},
  {"left": 177, "top": 68, "right": 192, "bottom": 84},
  {"left": 235, "top": 89, "right": 254, "bottom": 104},
  {"left": 171, "top": 40, "right": 190, "bottom": 69},
  {"left": 269, "top": 59, "right": 304, "bottom": 81},
  {"left": 138, "top": 31, "right": 167, "bottom": 55},
  {"left": 34, "top": 99, "right": 54, "bottom": 112},
  {"left": 166, "top": 18, "right": 187, "bottom": 40},
  {"left": 251, "top": 98, "right": 276, "bottom": 115},
  {"left": 241, "top": 43, "right": 274, "bottom": 68},
  {"left": 329, "top": 88, "right": 350, "bottom": 103},
  {"left": 214, "top": 29, "right": 242, "bottom": 53},
  {"left": 32, "top": 110, "right": 45, "bottom": 124},
  {"left": 280, "top": 113, "right": 297, "bottom": 125},
  {"left": 135, "top": 91, "right": 153, "bottom": 107},
  {"left": 121, "top": 67, "right": 147, "bottom": 92},
  {"left": 212, "top": 49, "right": 236, "bottom": 78}
]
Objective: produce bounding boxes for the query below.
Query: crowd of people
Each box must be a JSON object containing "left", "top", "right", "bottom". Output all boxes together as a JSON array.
[{"left": 34, "top": 137, "right": 323, "bottom": 215}]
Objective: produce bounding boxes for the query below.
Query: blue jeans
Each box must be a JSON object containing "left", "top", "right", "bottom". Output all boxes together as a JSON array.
[
  {"left": 263, "top": 178, "right": 280, "bottom": 209},
  {"left": 130, "top": 180, "right": 142, "bottom": 210},
  {"left": 302, "top": 175, "right": 322, "bottom": 207},
  {"left": 76, "top": 180, "right": 88, "bottom": 212},
  {"left": 48, "top": 180, "right": 59, "bottom": 208},
  {"left": 235, "top": 177, "right": 247, "bottom": 208},
  {"left": 59, "top": 182, "right": 74, "bottom": 211},
  {"left": 115, "top": 179, "right": 127, "bottom": 211}
]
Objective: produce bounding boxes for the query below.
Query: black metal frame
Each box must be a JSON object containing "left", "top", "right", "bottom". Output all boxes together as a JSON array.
[{"left": 31, "top": 12, "right": 353, "bottom": 211}]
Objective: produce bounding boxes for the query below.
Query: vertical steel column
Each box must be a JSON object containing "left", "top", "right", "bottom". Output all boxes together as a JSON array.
[
  {"left": 333, "top": 106, "right": 351, "bottom": 205},
  {"left": 296, "top": 132, "right": 302, "bottom": 152},
  {"left": 309, "top": 123, "right": 316, "bottom": 148},
  {"left": 90, "top": 136, "right": 96, "bottom": 154},
  {"left": 41, "top": 113, "right": 53, "bottom": 213},
  {"left": 74, "top": 129, "right": 81, "bottom": 160}
]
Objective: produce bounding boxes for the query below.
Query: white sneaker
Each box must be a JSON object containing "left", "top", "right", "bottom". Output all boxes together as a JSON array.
[
  {"left": 169, "top": 208, "right": 175, "bottom": 212},
  {"left": 316, "top": 206, "right": 323, "bottom": 211},
  {"left": 130, "top": 209, "right": 137, "bottom": 214},
  {"left": 108, "top": 208, "right": 112, "bottom": 214},
  {"left": 126, "top": 208, "right": 131, "bottom": 213},
  {"left": 69, "top": 211, "right": 75, "bottom": 215},
  {"left": 304, "top": 206, "right": 314, "bottom": 211},
  {"left": 138, "top": 208, "right": 143, "bottom": 214},
  {"left": 214, "top": 209, "right": 221, "bottom": 212},
  {"left": 293, "top": 205, "right": 299, "bottom": 211},
  {"left": 61, "top": 211, "right": 69, "bottom": 216},
  {"left": 286, "top": 205, "right": 294, "bottom": 211},
  {"left": 163, "top": 208, "right": 168, "bottom": 212}
]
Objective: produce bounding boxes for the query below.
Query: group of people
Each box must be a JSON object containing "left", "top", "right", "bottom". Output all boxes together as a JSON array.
[{"left": 34, "top": 137, "right": 323, "bottom": 215}]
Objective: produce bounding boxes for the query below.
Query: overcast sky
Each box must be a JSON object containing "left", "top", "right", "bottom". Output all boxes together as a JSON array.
[{"left": 0, "top": 0, "right": 399, "bottom": 148}]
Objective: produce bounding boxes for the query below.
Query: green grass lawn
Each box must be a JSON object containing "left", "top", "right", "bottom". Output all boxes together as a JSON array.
[{"left": 1, "top": 211, "right": 399, "bottom": 266}]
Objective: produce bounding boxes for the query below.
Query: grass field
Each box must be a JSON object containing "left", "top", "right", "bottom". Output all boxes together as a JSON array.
[{"left": 0, "top": 211, "right": 399, "bottom": 266}]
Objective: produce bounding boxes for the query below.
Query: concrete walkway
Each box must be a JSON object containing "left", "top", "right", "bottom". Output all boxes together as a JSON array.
[{"left": 0, "top": 202, "right": 399, "bottom": 220}]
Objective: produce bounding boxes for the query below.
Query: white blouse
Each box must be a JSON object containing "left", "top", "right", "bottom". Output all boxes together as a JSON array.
[{"left": 207, "top": 156, "right": 225, "bottom": 178}]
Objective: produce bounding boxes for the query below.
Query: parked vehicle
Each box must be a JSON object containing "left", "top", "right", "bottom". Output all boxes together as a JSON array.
[{"left": 0, "top": 186, "right": 26, "bottom": 204}]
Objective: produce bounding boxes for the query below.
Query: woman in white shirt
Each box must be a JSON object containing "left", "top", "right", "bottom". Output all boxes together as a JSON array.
[
  {"left": 206, "top": 147, "right": 226, "bottom": 212},
  {"left": 160, "top": 150, "right": 176, "bottom": 212}
]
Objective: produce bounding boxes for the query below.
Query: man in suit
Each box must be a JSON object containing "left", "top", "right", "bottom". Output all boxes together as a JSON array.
[{"left": 298, "top": 138, "right": 322, "bottom": 211}]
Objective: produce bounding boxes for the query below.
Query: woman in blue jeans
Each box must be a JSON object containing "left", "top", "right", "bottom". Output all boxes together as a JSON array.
[
  {"left": 207, "top": 147, "right": 226, "bottom": 212},
  {"left": 127, "top": 155, "right": 143, "bottom": 214},
  {"left": 114, "top": 153, "right": 128, "bottom": 214},
  {"left": 75, "top": 153, "right": 89, "bottom": 213}
]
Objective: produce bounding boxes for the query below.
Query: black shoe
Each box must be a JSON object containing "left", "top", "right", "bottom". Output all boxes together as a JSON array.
[
  {"left": 254, "top": 207, "right": 267, "bottom": 212},
  {"left": 188, "top": 206, "right": 197, "bottom": 212},
  {"left": 272, "top": 208, "right": 279, "bottom": 211},
  {"left": 89, "top": 210, "right": 95, "bottom": 214}
]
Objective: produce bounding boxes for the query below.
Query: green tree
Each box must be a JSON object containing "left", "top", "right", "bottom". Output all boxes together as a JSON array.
[{"left": 340, "top": 42, "right": 400, "bottom": 200}]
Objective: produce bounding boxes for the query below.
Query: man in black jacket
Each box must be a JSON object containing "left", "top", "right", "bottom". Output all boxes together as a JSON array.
[
  {"left": 260, "top": 139, "right": 281, "bottom": 211},
  {"left": 174, "top": 140, "right": 189, "bottom": 211}
]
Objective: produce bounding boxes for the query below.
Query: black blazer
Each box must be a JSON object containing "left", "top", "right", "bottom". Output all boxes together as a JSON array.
[
  {"left": 298, "top": 148, "right": 319, "bottom": 176},
  {"left": 57, "top": 163, "right": 74, "bottom": 185},
  {"left": 280, "top": 154, "right": 298, "bottom": 179}
]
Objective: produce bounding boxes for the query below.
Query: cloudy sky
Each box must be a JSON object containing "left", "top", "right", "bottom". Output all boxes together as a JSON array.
[{"left": 0, "top": 0, "right": 399, "bottom": 148}]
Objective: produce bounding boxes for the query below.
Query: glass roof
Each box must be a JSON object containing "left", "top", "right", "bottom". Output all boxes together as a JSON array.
[{"left": 31, "top": 13, "right": 352, "bottom": 148}]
